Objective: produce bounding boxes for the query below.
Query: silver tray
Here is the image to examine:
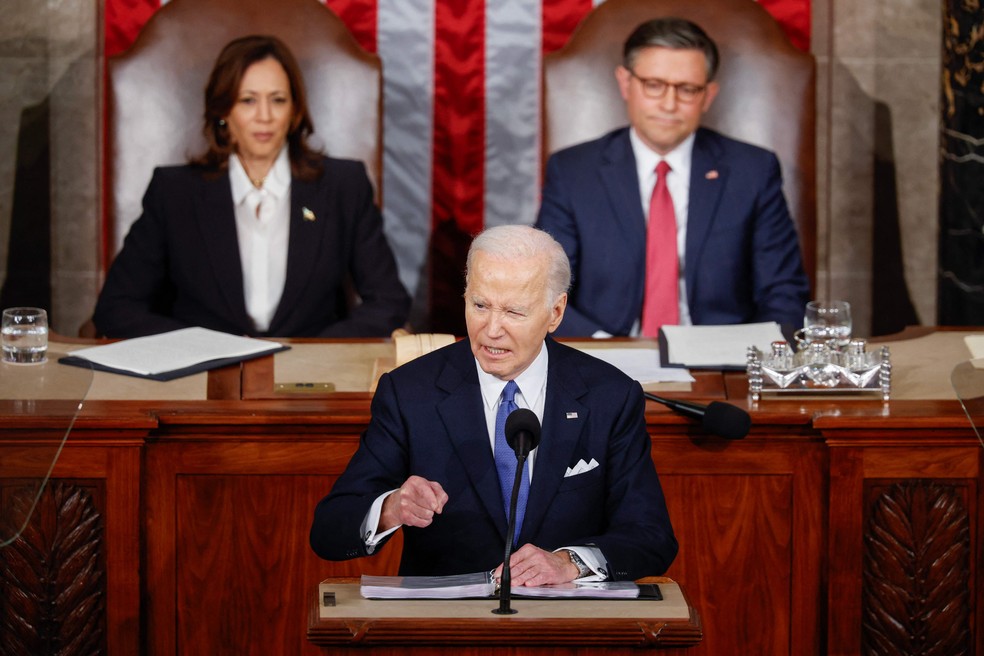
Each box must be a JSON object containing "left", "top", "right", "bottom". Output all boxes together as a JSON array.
[{"left": 746, "top": 343, "right": 891, "bottom": 401}]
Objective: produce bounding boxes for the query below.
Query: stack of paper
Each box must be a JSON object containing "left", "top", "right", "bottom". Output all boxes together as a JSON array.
[{"left": 361, "top": 573, "right": 495, "bottom": 599}]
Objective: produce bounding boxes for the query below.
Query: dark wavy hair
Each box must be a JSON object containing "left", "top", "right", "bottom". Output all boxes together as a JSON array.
[
  {"left": 623, "top": 18, "right": 720, "bottom": 82},
  {"left": 192, "top": 34, "right": 323, "bottom": 181}
]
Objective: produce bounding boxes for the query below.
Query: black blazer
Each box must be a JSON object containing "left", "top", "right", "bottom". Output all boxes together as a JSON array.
[
  {"left": 310, "top": 338, "right": 678, "bottom": 581},
  {"left": 93, "top": 157, "right": 410, "bottom": 338}
]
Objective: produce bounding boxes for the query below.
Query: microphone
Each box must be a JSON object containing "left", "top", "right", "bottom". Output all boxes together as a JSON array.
[
  {"left": 505, "top": 407, "right": 542, "bottom": 458},
  {"left": 493, "top": 408, "right": 541, "bottom": 615},
  {"left": 644, "top": 392, "right": 751, "bottom": 440}
]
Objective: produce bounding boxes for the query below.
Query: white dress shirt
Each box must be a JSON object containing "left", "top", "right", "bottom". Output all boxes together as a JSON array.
[
  {"left": 229, "top": 148, "right": 291, "bottom": 332},
  {"left": 475, "top": 340, "right": 549, "bottom": 473}
]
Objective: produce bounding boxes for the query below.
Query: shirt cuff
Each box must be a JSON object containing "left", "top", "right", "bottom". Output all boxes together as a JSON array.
[
  {"left": 360, "top": 489, "right": 400, "bottom": 553},
  {"left": 555, "top": 545, "right": 609, "bottom": 581}
]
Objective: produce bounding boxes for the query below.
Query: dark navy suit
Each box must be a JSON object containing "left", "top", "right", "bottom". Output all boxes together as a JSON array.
[
  {"left": 93, "top": 157, "right": 410, "bottom": 338},
  {"left": 310, "top": 337, "right": 677, "bottom": 581},
  {"left": 536, "top": 127, "right": 810, "bottom": 336}
]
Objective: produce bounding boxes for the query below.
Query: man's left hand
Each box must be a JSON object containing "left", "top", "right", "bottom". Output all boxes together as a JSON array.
[{"left": 493, "top": 544, "right": 579, "bottom": 586}]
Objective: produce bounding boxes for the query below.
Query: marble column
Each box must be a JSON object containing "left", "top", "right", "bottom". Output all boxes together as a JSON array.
[
  {"left": 939, "top": 2, "right": 984, "bottom": 323},
  {"left": 0, "top": 0, "right": 100, "bottom": 337}
]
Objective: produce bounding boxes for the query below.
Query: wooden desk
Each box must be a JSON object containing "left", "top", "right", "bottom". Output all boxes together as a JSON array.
[
  {"left": 1, "top": 331, "right": 982, "bottom": 655},
  {"left": 307, "top": 577, "right": 701, "bottom": 653}
]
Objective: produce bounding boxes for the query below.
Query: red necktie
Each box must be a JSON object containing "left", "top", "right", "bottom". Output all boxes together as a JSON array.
[{"left": 641, "top": 160, "right": 679, "bottom": 336}]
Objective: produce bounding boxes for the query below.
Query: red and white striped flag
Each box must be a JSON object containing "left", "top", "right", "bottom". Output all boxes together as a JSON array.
[{"left": 105, "top": 0, "right": 809, "bottom": 330}]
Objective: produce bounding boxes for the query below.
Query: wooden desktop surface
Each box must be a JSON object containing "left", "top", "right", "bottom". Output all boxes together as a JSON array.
[
  {"left": 29, "top": 328, "right": 976, "bottom": 403},
  {"left": 308, "top": 577, "right": 700, "bottom": 649}
]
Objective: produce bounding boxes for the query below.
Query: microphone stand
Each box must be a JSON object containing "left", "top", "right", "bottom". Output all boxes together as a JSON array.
[
  {"left": 644, "top": 392, "right": 708, "bottom": 416},
  {"left": 492, "top": 451, "right": 528, "bottom": 615},
  {"left": 643, "top": 392, "right": 751, "bottom": 440}
]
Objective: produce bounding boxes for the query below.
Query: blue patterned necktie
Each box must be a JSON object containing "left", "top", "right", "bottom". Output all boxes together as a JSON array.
[{"left": 494, "top": 380, "right": 529, "bottom": 546}]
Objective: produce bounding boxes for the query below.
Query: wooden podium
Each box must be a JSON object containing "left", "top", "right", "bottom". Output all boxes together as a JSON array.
[{"left": 307, "top": 577, "right": 702, "bottom": 653}]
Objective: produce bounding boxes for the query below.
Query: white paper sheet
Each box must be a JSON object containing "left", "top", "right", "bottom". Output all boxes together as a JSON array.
[
  {"left": 661, "top": 322, "right": 786, "bottom": 368},
  {"left": 577, "top": 347, "right": 695, "bottom": 383},
  {"left": 963, "top": 334, "right": 984, "bottom": 361}
]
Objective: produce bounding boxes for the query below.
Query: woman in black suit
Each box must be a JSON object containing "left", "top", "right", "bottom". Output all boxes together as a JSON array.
[{"left": 94, "top": 35, "right": 410, "bottom": 338}]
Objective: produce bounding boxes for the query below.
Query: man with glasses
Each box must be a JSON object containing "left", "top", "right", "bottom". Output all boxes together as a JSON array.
[{"left": 536, "top": 17, "right": 809, "bottom": 337}]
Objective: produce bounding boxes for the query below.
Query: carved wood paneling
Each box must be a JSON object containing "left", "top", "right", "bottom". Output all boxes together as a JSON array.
[
  {"left": 862, "top": 480, "right": 971, "bottom": 656},
  {"left": 0, "top": 482, "right": 105, "bottom": 656}
]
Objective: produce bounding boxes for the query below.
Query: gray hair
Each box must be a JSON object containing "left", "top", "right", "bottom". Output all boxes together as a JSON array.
[
  {"left": 465, "top": 225, "right": 571, "bottom": 306},
  {"left": 623, "top": 17, "right": 720, "bottom": 81}
]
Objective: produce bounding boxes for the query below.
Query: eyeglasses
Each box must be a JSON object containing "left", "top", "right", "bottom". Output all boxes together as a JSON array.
[{"left": 627, "top": 69, "right": 707, "bottom": 103}]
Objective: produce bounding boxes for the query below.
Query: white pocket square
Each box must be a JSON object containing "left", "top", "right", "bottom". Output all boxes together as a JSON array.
[{"left": 564, "top": 458, "right": 599, "bottom": 478}]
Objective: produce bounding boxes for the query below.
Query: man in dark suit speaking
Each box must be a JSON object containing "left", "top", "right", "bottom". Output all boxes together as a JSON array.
[
  {"left": 310, "top": 225, "right": 676, "bottom": 585},
  {"left": 535, "top": 18, "right": 810, "bottom": 338}
]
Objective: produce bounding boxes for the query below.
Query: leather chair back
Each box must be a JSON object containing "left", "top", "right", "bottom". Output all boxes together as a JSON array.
[
  {"left": 107, "top": 0, "right": 381, "bottom": 256},
  {"left": 543, "top": 0, "right": 816, "bottom": 287}
]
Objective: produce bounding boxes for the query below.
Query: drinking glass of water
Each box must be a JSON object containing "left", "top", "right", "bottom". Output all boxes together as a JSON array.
[
  {"left": 803, "top": 300, "right": 852, "bottom": 348},
  {"left": 2, "top": 307, "right": 48, "bottom": 364}
]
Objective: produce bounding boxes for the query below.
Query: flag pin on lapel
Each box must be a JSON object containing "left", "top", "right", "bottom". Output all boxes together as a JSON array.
[
  {"left": 705, "top": 170, "right": 719, "bottom": 180},
  {"left": 302, "top": 207, "right": 316, "bottom": 222},
  {"left": 566, "top": 412, "right": 578, "bottom": 419}
]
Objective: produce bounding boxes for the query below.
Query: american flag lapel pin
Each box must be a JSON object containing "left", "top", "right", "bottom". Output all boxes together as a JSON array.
[
  {"left": 705, "top": 170, "right": 719, "bottom": 180},
  {"left": 566, "top": 412, "right": 578, "bottom": 419},
  {"left": 302, "top": 207, "right": 316, "bottom": 222}
]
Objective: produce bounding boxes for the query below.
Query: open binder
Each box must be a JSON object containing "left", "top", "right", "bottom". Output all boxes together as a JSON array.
[{"left": 360, "top": 572, "right": 662, "bottom": 601}]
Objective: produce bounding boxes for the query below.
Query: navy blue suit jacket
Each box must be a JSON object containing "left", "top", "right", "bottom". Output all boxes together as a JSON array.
[
  {"left": 536, "top": 127, "right": 810, "bottom": 336},
  {"left": 310, "top": 337, "right": 677, "bottom": 581},
  {"left": 93, "top": 157, "right": 410, "bottom": 338}
]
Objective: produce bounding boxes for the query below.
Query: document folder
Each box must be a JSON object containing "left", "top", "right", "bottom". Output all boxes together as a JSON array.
[{"left": 59, "top": 326, "right": 289, "bottom": 381}]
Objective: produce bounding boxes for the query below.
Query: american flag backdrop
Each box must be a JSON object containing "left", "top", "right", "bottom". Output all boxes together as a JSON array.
[{"left": 105, "top": 0, "right": 810, "bottom": 331}]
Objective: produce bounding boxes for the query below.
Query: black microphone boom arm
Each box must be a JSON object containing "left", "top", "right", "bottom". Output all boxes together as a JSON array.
[{"left": 644, "top": 392, "right": 751, "bottom": 440}]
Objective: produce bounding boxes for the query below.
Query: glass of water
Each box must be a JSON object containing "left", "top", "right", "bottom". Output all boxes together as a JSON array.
[
  {"left": 803, "top": 300, "right": 852, "bottom": 348},
  {"left": 2, "top": 307, "right": 49, "bottom": 364}
]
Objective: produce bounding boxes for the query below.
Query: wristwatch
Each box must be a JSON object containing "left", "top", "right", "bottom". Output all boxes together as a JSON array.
[{"left": 564, "top": 549, "right": 591, "bottom": 579}]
